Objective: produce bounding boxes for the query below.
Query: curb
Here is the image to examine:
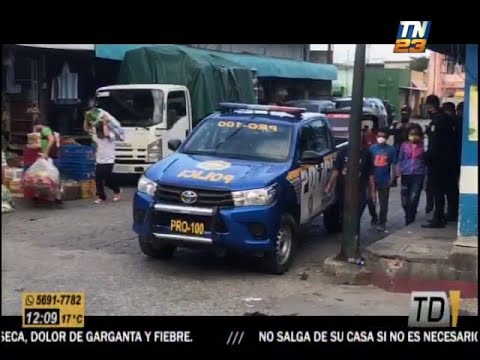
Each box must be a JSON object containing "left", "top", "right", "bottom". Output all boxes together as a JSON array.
[
  {"left": 322, "top": 256, "right": 372, "bottom": 285},
  {"left": 363, "top": 247, "right": 478, "bottom": 298}
]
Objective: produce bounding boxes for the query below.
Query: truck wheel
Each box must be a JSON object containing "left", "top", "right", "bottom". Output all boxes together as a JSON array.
[
  {"left": 262, "top": 214, "right": 297, "bottom": 275},
  {"left": 138, "top": 236, "right": 176, "bottom": 259},
  {"left": 324, "top": 202, "right": 343, "bottom": 234}
]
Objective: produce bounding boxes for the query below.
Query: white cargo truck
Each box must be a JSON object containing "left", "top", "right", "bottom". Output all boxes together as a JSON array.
[{"left": 94, "top": 84, "right": 192, "bottom": 175}]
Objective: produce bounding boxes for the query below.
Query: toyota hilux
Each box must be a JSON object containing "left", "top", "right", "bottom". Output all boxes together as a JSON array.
[{"left": 133, "top": 103, "right": 346, "bottom": 274}]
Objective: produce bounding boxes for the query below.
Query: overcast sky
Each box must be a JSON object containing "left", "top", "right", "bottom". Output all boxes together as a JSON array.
[{"left": 311, "top": 44, "right": 429, "bottom": 64}]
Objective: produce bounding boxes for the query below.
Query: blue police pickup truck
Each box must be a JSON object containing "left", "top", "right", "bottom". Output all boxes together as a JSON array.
[{"left": 133, "top": 103, "right": 347, "bottom": 274}]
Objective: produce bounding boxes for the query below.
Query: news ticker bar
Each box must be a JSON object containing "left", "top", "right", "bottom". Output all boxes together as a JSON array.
[{"left": 2, "top": 329, "right": 479, "bottom": 345}]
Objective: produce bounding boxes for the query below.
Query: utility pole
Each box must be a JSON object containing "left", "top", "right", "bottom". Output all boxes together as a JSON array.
[
  {"left": 327, "top": 44, "right": 333, "bottom": 64},
  {"left": 339, "top": 44, "right": 367, "bottom": 260}
]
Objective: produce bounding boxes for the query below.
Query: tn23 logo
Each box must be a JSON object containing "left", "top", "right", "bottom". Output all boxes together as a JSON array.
[{"left": 394, "top": 21, "right": 432, "bottom": 53}]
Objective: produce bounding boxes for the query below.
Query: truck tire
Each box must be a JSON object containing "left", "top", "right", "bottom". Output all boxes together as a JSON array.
[
  {"left": 138, "top": 236, "right": 176, "bottom": 259},
  {"left": 324, "top": 202, "right": 343, "bottom": 234},
  {"left": 262, "top": 214, "right": 297, "bottom": 275}
]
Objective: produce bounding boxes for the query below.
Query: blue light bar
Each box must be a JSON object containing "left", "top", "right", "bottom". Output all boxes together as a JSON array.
[{"left": 218, "top": 102, "right": 306, "bottom": 115}]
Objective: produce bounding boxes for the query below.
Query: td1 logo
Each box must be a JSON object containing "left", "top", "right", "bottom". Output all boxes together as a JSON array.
[{"left": 394, "top": 21, "right": 431, "bottom": 53}]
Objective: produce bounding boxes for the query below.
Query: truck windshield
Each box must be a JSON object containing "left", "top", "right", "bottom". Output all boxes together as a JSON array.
[
  {"left": 181, "top": 118, "right": 293, "bottom": 162},
  {"left": 95, "top": 89, "right": 163, "bottom": 127}
]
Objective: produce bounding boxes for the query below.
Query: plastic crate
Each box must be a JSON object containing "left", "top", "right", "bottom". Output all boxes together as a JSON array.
[
  {"left": 61, "top": 171, "right": 95, "bottom": 181},
  {"left": 59, "top": 145, "right": 95, "bottom": 160},
  {"left": 60, "top": 161, "right": 95, "bottom": 171}
]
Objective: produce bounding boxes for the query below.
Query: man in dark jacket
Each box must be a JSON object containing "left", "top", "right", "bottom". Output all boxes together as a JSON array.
[{"left": 422, "top": 95, "right": 457, "bottom": 228}]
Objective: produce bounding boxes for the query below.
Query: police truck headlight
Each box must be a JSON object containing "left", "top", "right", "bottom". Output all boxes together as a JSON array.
[
  {"left": 232, "top": 184, "right": 277, "bottom": 206},
  {"left": 147, "top": 139, "right": 163, "bottom": 163},
  {"left": 137, "top": 175, "right": 157, "bottom": 197}
]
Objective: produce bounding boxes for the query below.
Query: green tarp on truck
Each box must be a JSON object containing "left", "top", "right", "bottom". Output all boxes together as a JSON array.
[{"left": 118, "top": 45, "right": 255, "bottom": 124}]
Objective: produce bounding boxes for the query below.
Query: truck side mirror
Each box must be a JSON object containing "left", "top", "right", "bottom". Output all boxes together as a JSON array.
[
  {"left": 300, "top": 150, "right": 323, "bottom": 164},
  {"left": 168, "top": 139, "right": 182, "bottom": 151}
]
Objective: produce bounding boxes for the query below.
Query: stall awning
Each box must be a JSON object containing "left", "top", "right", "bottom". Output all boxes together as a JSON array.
[
  {"left": 95, "top": 44, "right": 156, "bottom": 60},
  {"left": 95, "top": 44, "right": 337, "bottom": 81}
]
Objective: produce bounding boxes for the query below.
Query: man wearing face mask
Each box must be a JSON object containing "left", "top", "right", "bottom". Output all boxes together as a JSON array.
[
  {"left": 369, "top": 128, "right": 397, "bottom": 232},
  {"left": 422, "top": 95, "right": 457, "bottom": 228}
]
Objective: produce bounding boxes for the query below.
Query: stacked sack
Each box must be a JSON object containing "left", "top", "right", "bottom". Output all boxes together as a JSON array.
[
  {"left": 23, "top": 158, "right": 60, "bottom": 200},
  {"left": 85, "top": 108, "right": 125, "bottom": 140}
]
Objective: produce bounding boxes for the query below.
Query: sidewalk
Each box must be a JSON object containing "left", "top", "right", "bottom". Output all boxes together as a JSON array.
[{"left": 363, "top": 220, "right": 478, "bottom": 298}]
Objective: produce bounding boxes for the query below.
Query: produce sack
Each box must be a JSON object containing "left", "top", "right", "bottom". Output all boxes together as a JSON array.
[
  {"left": 2, "top": 184, "right": 14, "bottom": 213},
  {"left": 85, "top": 108, "right": 124, "bottom": 141},
  {"left": 23, "top": 158, "right": 60, "bottom": 198}
]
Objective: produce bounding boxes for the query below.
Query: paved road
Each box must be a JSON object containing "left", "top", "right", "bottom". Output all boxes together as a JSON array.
[
  {"left": 2, "top": 178, "right": 476, "bottom": 316},
  {"left": 3, "top": 116, "right": 474, "bottom": 316}
]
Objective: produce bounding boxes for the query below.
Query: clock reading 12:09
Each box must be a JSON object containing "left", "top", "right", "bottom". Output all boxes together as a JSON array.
[{"left": 24, "top": 309, "right": 60, "bottom": 325}]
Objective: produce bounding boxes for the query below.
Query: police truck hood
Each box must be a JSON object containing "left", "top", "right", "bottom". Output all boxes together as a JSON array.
[{"left": 145, "top": 153, "right": 289, "bottom": 191}]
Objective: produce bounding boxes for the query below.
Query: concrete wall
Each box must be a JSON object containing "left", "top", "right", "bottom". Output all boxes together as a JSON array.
[
  {"left": 333, "top": 65, "right": 354, "bottom": 97},
  {"left": 384, "top": 61, "right": 410, "bottom": 69},
  {"left": 309, "top": 50, "right": 328, "bottom": 64},
  {"left": 458, "top": 44, "right": 478, "bottom": 240},
  {"left": 189, "top": 44, "right": 307, "bottom": 61},
  {"left": 364, "top": 67, "right": 410, "bottom": 111}
]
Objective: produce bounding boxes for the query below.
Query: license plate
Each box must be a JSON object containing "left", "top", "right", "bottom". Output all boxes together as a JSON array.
[
  {"left": 113, "top": 165, "right": 130, "bottom": 173},
  {"left": 170, "top": 219, "right": 205, "bottom": 236}
]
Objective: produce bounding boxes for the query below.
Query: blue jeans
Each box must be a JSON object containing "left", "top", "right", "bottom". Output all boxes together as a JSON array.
[{"left": 401, "top": 174, "right": 424, "bottom": 224}]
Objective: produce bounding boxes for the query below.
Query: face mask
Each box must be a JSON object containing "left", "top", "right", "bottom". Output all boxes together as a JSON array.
[
  {"left": 401, "top": 117, "right": 409, "bottom": 123},
  {"left": 408, "top": 135, "right": 420, "bottom": 142},
  {"left": 377, "top": 137, "right": 386, "bottom": 144}
]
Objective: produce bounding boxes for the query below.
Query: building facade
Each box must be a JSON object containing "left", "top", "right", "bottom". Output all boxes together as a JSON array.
[
  {"left": 332, "top": 63, "right": 354, "bottom": 97},
  {"left": 189, "top": 44, "right": 309, "bottom": 61},
  {"left": 427, "top": 51, "right": 466, "bottom": 104}
]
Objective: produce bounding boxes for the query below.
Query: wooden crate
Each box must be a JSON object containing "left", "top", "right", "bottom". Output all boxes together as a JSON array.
[{"left": 80, "top": 179, "right": 96, "bottom": 199}]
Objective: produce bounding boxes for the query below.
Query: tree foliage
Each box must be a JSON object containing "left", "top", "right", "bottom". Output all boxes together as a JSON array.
[{"left": 409, "top": 57, "right": 429, "bottom": 72}]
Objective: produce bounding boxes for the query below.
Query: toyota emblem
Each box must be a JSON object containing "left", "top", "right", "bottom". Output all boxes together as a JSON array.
[{"left": 181, "top": 190, "right": 198, "bottom": 204}]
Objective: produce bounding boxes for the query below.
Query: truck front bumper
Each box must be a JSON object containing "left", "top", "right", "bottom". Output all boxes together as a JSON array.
[
  {"left": 132, "top": 192, "right": 281, "bottom": 253},
  {"left": 113, "top": 163, "right": 152, "bottom": 174}
]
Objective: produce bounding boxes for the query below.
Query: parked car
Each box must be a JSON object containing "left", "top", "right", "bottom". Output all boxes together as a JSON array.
[
  {"left": 286, "top": 100, "right": 335, "bottom": 113},
  {"left": 365, "top": 97, "right": 389, "bottom": 127},
  {"left": 326, "top": 97, "right": 386, "bottom": 140},
  {"left": 382, "top": 100, "right": 396, "bottom": 125}
]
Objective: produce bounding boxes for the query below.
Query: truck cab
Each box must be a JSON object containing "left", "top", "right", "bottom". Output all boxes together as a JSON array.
[
  {"left": 94, "top": 84, "right": 192, "bottom": 174},
  {"left": 133, "top": 103, "right": 346, "bottom": 274}
]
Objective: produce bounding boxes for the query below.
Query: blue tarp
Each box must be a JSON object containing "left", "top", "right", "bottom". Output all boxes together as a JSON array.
[{"left": 95, "top": 44, "right": 337, "bottom": 81}]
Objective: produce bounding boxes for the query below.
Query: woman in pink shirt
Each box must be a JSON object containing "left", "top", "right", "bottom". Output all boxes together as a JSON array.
[{"left": 396, "top": 124, "right": 426, "bottom": 225}]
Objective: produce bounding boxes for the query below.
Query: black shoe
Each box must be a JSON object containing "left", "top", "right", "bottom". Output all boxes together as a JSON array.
[{"left": 421, "top": 220, "right": 446, "bottom": 228}]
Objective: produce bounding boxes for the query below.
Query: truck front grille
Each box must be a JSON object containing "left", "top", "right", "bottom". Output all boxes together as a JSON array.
[{"left": 155, "top": 184, "right": 234, "bottom": 207}]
